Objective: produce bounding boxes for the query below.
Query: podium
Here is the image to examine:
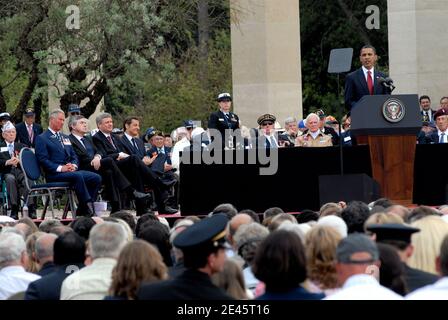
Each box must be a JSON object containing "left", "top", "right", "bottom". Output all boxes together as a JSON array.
[{"left": 350, "top": 94, "right": 421, "bottom": 205}]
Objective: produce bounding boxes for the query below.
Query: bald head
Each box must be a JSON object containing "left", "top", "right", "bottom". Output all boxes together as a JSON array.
[
  {"left": 228, "top": 214, "right": 253, "bottom": 246},
  {"left": 35, "top": 233, "right": 57, "bottom": 266}
]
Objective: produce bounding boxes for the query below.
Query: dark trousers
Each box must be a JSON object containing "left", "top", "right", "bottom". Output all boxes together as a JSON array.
[{"left": 4, "top": 167, "right": 34, "bottom": 207}]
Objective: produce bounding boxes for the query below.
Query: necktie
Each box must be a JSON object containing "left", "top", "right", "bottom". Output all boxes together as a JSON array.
[
  {"left": 8, "top": 143, "right": 14, "bottom": 157},
  {"left": 158, "top": 147, "right": 165, "bottom": 154},
  {"left": 423, "top": 111, "right": 429, "bottom": 122},
  {"left": 81, "top": 137, "right": 94, "bottom": 157},
  {"left": 132, "top": 138, "right": 138, "bottom": 151},
  {"left": 56, "top": 132, "right": 64, "bottom": 146},
  {"left": 225, "top": 113, "right": 231, "bottom": 127},
  {"left": 27, "top": 125, "right": 33, "bottom": 143},
  {"left": 107, "top": 135, "right": 116, "bottom": 149},
  {"left": 367, "top": 70, "right": 374, "bottom": 95},
  {"left": 270, "top": 136, "right": 278, "bottom": 148},
  {"left": 440, "top": 132, "right": 446, "bottom": 144}
]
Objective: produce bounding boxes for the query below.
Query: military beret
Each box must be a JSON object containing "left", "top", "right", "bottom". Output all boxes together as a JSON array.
[
  {"left": 366, "top": 223, "right": 420, "bottom": 244},
  {"left": 434, "top": 108, "right": 448, "bottom": 120},
  {"left": 173, "top": 214, "right": 228, "bottom": 251},
  {"left": 217, "top": 92, "right": 232, "bottom": 102},
  {"left": 257, "top": 114, "right": 276, "bottom": 125}
]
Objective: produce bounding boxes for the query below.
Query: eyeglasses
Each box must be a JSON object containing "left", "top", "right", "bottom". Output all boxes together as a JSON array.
[{"left": 261, "top": 122, "right": 274, "bottom": 126}]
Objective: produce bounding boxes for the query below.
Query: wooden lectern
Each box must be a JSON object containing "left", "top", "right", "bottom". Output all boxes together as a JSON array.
[{"left": 350, "top": 94, "right": 421, "bottom": 205}]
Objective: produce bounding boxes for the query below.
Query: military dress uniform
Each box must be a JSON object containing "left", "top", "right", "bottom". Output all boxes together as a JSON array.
[{"left": 137, "top": 214, "right": 233, "bottom": 300}]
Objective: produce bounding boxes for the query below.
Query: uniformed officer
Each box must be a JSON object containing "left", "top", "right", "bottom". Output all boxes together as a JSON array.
[
  {"left": 366, "top": 223, "right": 439, "bottom": 292},
  {"left": 295, "top": 113, "right": 333, "bottom": 147},
  {"left": 254, "top": 114, "right": 280, "bottom": 148},
  {"left": 137, "top": 214, "right": 233, "bottom": 300},
  {"left": 208, "top": 93, "right": 240, "bottom": 148}
]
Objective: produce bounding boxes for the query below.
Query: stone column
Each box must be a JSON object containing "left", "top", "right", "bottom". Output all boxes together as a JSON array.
[
  {"left": 388, "top": 0, "right": 448, "bottom": 105},
  {"left": 230, "top": 0, "right": 302, "bottom": 128}
]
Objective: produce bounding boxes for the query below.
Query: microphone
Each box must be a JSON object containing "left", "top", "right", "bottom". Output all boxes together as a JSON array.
[{"left": 376, "top": 76, "right": 395, "bottom": 92}]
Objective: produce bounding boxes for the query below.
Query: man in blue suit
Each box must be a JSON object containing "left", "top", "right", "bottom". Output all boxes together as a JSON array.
[
  {"left": 15, "top": 108, "right": 43, "bottom": 148},
  {"left": 344, "top": 45, "right": 391, "bottom": 110},
  {"left": 35, "top": 109, "right": 101, "bottom": 216}
]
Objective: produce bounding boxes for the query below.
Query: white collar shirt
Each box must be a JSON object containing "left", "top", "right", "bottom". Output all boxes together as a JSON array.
[
  {"left": 362, "top": 66, "right": 375, "bottom": 83},
  {"left": 406, "top": 277, "right": 448, "bottom": 300},
  {"left": 0, "top": 266, "right": 41, "bottom": 300}
]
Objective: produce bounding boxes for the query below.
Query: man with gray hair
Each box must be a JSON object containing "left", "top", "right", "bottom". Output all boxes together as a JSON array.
[
  {"left": 0, "top": 232, "right": 41, "bottom": 299},
  {"left": 35, "top": 109, "right": 102, "bottom": 217},
  {"left": 325, "top": 233, "right": 403, "bottom": 300},
  {"left": 60, "top": 221, "right": 128, "bottom": 299},
  {"left": 295, "top": 113, "right": 332, "bottom": 147},
  {"left": 35, "top": 233, "right": 57, "bottom": 276},
  {"left": 278, "top": 117, "right": 299, "bottom": 147}
]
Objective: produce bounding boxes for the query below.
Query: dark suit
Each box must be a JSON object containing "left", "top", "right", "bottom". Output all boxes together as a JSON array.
[
  {"left": 344, "top": 68, "right": 391, "bottom": 110},
  {"left": 25, "top": 264, "right": 84, "bottom": 300},
  {"left": 0, "top": 141, "right": 34, "bottom": 208},
  {"left": 37, "top": 262, "right": 57, "bottom": 277},
  {"left": 69, "top": 134, "right": 132, "bottom": 207},
  {"left": 137, "top": 269, "right": 232, "bottom": 300},
  {"left": 35, "top": 130, "right": 102, "bottom": 208},
  {"left": 426, "top": 130, "right": 447, "bottom": 144},
  {"left": 93, "top": 131, "right": 168, "bottom": 213},
  {"left": 208, "top": 110, "right": 240, "bottom": 148},
  {"left": 404, "top": 264, "right": 439, "bottom": 293},
  {"left": 420, "top": 109, "right": 438, "bottom": 123},
  {"left": 15, "top": 122, "right": 43, "bottom": 147}
]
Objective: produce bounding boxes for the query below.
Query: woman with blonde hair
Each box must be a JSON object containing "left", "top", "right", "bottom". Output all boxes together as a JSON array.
[
  {"left": 25, "top": 231, "right": 45, "bottom": 273},
  {"left": 304, "top": 225, "right": 342, "bottom": 295},
  {"left": 107, "top": 240, "right": 168, "bottom": 300},
  {"left": 408, "top": 216, "right": 448, "bottom": 274}
]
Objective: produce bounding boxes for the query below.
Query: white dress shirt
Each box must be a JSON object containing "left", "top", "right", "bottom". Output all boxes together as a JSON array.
[
  {"left": 324, "top": 274, "right": 403, "bottom": 300},
  {"left": 0, "top": 266, "right": 41, "bottom": 300},
  {"left": 362, "top": 66, "right": 375, "bottom": 83},
  {"left": 171, "top": 137, "right": 191, "bottom": 175},
  {"left": 438, "top": 130, "right": 447, "bottom": 143},
  {"left": 406, "top": 277, "right": 448, "bottom": 300}
]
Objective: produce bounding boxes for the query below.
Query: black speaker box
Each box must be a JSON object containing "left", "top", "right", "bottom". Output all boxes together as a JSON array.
[{"left": 318, "top": 174, "right": 380, "bottom": 206}]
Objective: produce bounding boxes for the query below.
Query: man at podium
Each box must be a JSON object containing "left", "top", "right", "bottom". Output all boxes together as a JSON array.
[{"left": 344, "top": 45, "right": 391, "bottom": 110}]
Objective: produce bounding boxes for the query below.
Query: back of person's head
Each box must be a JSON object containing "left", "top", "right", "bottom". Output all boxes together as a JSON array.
[
  {"left": 25, "top": 231, "right": 45, "bottom": 272},
  {"left": 372, "top": 198, "right": 394, "bottom": 209},
  {"left": 17, "top": 217, "right": 39, "bottom": 237},
  {"left": 306, "top": 225, "right": 343, "bottom": 289},
  {"left": 439, "top": 234, "right": 448, "bottom": 277},
  {"left": 135, "top": 213, "right": 159, "bottom": 237},
  {"left": 277, "top": 221, "right": 311, "bottom": 244},
  {"left": 138, "top": 222, "right": 173, "bottom": 267},
  {"left": 35, "top": 233, "right": 57, "bottom": 263},
  {"left": 113, "top": 218, "right": 134, "bottom": 243},
  {"left": 234, "top": 223, "right": 269, "bottom": 266},
  {"left": 385, "top": 205, "right": 411, "bottom": 221},
  {"left": 377, "top": 243, "right": 408, "bottom": 296},
  {"left": 228, "top": 214, "right": 253, "bottom": 239},
  {"left": 408, "top": 216, "right": 448, "bottom": 274},
  {"left": 253, "top": 230, "right": 307, "bottom": 292},
  {"left": 0, "top": 232, "right": 26, "bottom": 268},
  {"left": 39, "top": 219, "right": 63, "bottom": 233},
  {"left": 268, "top": 213, "right": 296, "bottom": 232},
  {"left": 263, "top": 207, "right": 284, "bottom": 220},
  {"left": 317, "top": 215, "right": 348, "bottom": 238},
  {"left": 319, "top": 202, "right": 342, "bottom": 217},
  {"left": 340, "top": 201, "right": 371, "bottom": 234},
  {"left": 53, "top": 231, "right": 86, "bottom": 265},
  {"left": 88, "top": 222, "right": 128, "bottom": 260},
  {"left": 364, "top": 213, "right": 404, "bottom": 232},
  {"left": 212, "top": 203, "right": 238, "bottom": 219},
  {"left": 211, "top": 259, "right": 248, "bottom": 299},
  {"left": 109, "top": 240, "right": 168, "bottom": 299},
  {"left": 49, "top": 225, "right": 73, "bottom": 236},
  {"left": 238, "top": 209, "right": 260, "bottom": 223},
  {"left": 110, "top": 211, "right": 136, "bottom": 234},
  {"left": 69, "top": 217, "right": 96, "bottom": 241},
  {"left": 296, "top": 210, "right": 319, "bottom": 224},
  {"left": 407, "top": 206, "right": 441, "bottom": 224}
]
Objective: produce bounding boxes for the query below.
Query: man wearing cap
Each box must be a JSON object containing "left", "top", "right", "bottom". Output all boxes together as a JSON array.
[
  {"left": 325, "top": 233, "right": 403, "bottom": 299},
  {"left": 295, "top": 113, "right": 333, "bottom": 147},
  {"left": 344, "top": 45, "right": 391, "bottom": 110},
  {"left": 137, "top": 214, "right": 232, "bottom": 300},
  {"left": 0, "top": 121, "right": 36, "bottom": 219},
  {"left": 208, "top": 92, "right": 240, "bottom": 148},
  {"left": 0, "top": 112, "right": 12, "bottom": 143},
  {"left": 15, "top": 108, "right": 43, "bottom": 148},
  {"left": 35, "top": 109, "right": 102, "bottom": 217},
  {"left": 367, "top": 223, "right": 439, "bottom": 292},
  {"left": 253, "top": 114, "right": 280, "bottom": 148},
  {"left": 62, "top": 104, "right": 82, "bottom": 134},
  {"left": 425, "top": 108, "right": 448, "bottom": 144}
]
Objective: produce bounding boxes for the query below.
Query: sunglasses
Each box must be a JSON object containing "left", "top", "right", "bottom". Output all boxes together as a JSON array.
[{"left": 261, "top": 121, "right": 274, "bottom": 126}]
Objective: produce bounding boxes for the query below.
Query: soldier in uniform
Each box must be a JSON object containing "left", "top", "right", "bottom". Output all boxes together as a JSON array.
[
  {"left": 253, "top": 114, "right": 280, "bottom": 148},
  {"left": 137, "top": 214, "right": 233, "bottom": 300},
  {"left": 366, "top": 223, "right": 439, "bottom": 293},
  {"left": 295, "top": 113, "right": 333, "bottom": 147},
  {"left": 208, "top": 93, "right": 240, "bottom": 148}
]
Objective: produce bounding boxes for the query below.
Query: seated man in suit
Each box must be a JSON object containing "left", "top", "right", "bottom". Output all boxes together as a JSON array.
[
  {"left": 419, "top": 95, "right": 437, "bottom": 124},
  {"left": 252, "top": 114, "right": 280, "bottom": 149},
  {"left": 344, "top": 45, "right": 391, "bottom": 110},
  {"left": 93, "top": 113, "right": 176, "bottom": 214},
  {"left": 0, "top": 121, "right": 36, "bottom": 219},
  {"left": 68, "top": 115, "right": 150, "bottom": 213},
  {"left": 35, "top": 109, "right": 101, "bottom": 217},
  {"left": 15, "top": 108, "right": 43, "bottom": 148}
]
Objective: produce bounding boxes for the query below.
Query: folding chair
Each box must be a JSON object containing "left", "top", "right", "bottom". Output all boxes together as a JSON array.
[
  {"left": 0, "top": 177, "right": 8, "bottom": 215},
  {"left": 19, "top": 148, "right": 77, "bottom": 219}
]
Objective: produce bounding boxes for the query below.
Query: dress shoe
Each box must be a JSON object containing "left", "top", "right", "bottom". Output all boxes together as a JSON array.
[
  {"left": 10, "top": 213, "right": 19, "bottom": 220},
  {"left": 157, "top": 205, "right": 178, "bottom": 214},
  {"left": 28, "top": 205, "right": 37, "bottom": 219},
  {"left": 133, "top": 190, "right": 152, "bottom": 200}
]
